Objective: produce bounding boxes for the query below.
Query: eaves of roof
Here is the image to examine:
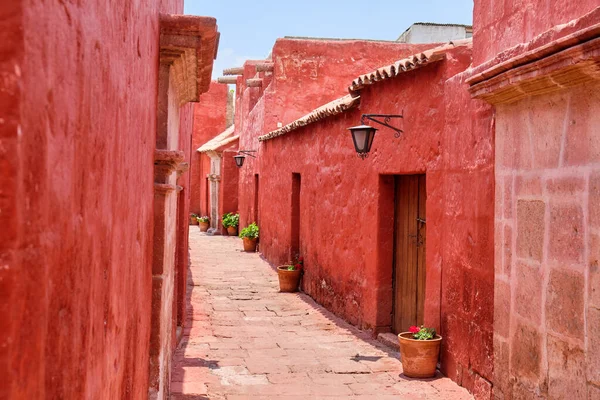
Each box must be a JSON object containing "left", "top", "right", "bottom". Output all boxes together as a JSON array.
[
  {"left": 197, "top": 125, "right": 236, "bottom": 152},
  {"left": 258, "top": 39, "right": 472, "bottom": 142},
  {"left": 258, "top": 95, "right": 360, "bottom": 142},
  {"left": 348, "top": 39, "right": 472, "bottom": 95}
]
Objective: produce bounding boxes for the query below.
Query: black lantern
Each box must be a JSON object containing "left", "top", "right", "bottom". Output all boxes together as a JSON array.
[
  {"left": 348, "top": 124, "right": 377, "bottom": 159},
  {"left": 234, "top": 154, "right": 246, "bottom": 167},
  {"left": 347, "top": 113, "right": 404, "bottom": 159},
  {"left": 233, "top": 150, "right": 257, "bottom": 167}
]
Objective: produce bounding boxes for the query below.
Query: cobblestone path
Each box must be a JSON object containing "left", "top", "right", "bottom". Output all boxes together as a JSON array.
[{"left": 170, "top": 230, "right": 473, "bottom": 399}]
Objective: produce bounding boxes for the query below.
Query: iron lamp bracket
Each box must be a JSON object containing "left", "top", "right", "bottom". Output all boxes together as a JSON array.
[
  {"left": 360, "top": 113, "right": 404, "bottom": 138},
  {"left": 237, "top": 150, "right": 257, "bottom": 158}
]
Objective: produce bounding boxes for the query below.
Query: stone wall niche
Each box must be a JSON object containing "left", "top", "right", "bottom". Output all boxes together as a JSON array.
[{"left": 149, "top": 14, "right": 218, "bottom": 400}]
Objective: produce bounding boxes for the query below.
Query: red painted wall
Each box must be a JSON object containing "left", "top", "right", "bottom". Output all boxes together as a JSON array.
[
  {"left": 219, "top": 149, "right": 240, "bottom": 229},
  {"left": 236, "top": 38, "right": 441, "bottom": 231},
  {"left": 2, "top": 0, "right": 183, "bottom": 398},
  {"left": 493, "top": 81, "right": 600, "bottom": 400},
  {"left": 472, "top": 0, "right": 599, "bottom": 66},
  {"left": 245, "top": 45, "right": 495, "bottom": 397},
  {"left": 469, "top": 2, "right": 600, "bottom": 398},
  {"left": 175, "top": 103, "right": 194, "bottom": 344},
  {"left": 470, "top": 0, "right": 600, "bottom": 397},
  {"left": 190, "top": 82, "right": 229, "bottom": 217}
]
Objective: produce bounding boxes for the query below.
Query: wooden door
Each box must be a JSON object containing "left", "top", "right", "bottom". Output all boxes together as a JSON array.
[
  {"left": 291, "top": 173, "right": 301, "bottom": 258},
  {"left": 392, "top": 175, "right": 426, "bottom": 333}
]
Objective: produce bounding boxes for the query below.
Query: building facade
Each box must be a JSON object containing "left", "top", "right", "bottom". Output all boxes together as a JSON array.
[
  {"left": 397, "top": 22, "right": 473, "bottom": 44},
  {"left": 2, "top": 2, "right": 219, "bottom": 399},
  {"left": 469, "top": 2, "right": 600, "bottom": 399},
  {"left": 217, "top": 5, "right": 600, "bottom": 398},
  {"left": 190, "top": 83, "right": 231, "bottom": 221}
]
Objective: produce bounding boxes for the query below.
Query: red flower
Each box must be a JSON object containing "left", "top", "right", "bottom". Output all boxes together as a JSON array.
[
  {"left": 409, "top": 326, "right": 420, "bottom": 333},
  {"left": 295, "top": 263, "right": 302, "bottom": 269}
]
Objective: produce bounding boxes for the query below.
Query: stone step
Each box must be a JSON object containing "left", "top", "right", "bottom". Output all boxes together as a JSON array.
[{"left": 377, "top": 332, "right": 400, "bottom": 352}]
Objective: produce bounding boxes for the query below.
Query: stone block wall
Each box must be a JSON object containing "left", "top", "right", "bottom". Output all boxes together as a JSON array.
[{"left": 493, "top": 82, "right": 600, "bottom": 399}]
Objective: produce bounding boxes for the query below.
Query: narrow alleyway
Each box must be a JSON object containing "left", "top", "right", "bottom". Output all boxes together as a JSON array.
[{"left": 171, "top": 230, "right": 473, "bottom": 399}]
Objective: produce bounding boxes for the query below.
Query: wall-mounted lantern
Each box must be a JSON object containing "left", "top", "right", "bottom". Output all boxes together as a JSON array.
[
  {"left": 347, "top": 113, "right": 403, "bottom": 159},
  {"left": 233, "top": 150, "right": 257, "bottom": 167}
]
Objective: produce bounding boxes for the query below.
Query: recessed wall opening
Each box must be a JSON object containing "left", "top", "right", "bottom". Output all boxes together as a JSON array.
[
  {"left": 254, "top": 174, "right": 259, "bottom": 224},
  {"left": 204, "top": 177, "right": 209, "bottom": 216},
  {"left": 291, "top": 173, "right": 301, "bottom": 259},
  {"left": 392, "top": 174, "right": 426, "bottom": 334}
]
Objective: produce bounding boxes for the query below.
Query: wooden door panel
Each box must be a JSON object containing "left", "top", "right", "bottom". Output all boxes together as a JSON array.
[
  {"left": 392, "top": 175, "right": 426, "bottom": 333},
  {"left": 416, "top": 175, "right": 426, "bottom": 325}
]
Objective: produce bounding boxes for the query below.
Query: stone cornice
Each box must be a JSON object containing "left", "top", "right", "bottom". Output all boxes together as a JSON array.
[
  {"left": 154, "top": 149, "right": 185, "bottom": 170},
  {"left": 154, "top": 183, "right": 177, "bottom": 194},
  {"left": 469, "top": 36, "right": 600, "bottom": 104},
  {"left": 176, "top": 162, "right": 189, "bottom": 177},
  {"left": 159, "top": 14, "right": 219, "bottom": 104},
  {"left": 467, "top": 7, "right": 600, "bottom": 85}
]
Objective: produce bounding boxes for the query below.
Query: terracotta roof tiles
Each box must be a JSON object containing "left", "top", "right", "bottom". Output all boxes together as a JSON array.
[
  {"left": 259, "top": 40, "right": 472, "bottom": 142},
  {"left": 258, "top": 95, "right": 360, "bottom": 142},
  {"left": 348, "top": 40, "right": 471, "bottom": 95}
]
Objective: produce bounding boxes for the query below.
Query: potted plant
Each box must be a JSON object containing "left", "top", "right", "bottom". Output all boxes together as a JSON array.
[
  {"left": 239, "top": 222, "right": 259, "bottom": 252},
  {"left": 222, "top": 212, "right": 239, "bottom": 236},
  {"left": 398, "top": 325, "right": 442, "bottom": 378},
  {"left": 197, "top": 215, "right": 210, "bottom": 232},
  {"left": 190, "top": 213, "right": 199, "bottom": 225},
  {"left": 277, "top": 256, "right": 303, "bottom": 292}
]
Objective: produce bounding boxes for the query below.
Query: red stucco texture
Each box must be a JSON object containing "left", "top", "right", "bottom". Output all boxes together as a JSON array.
[
  {"left": 190, "top": 82, "right": 229, "bottom": 217},
  {"left": 2, "top": 0, "right": 184, "bottom": 399},
  {"left": 230, "top": 38, "right": 495, "bottom": 397},
  {"left": 472, "top": 0, "right": 600, "bottom": 66},
  {"left": 469, "top": 5, "right": 600, "bottom": 399},
  {"left": 236, "top": 38, "right": 443, "bottom": 226}
]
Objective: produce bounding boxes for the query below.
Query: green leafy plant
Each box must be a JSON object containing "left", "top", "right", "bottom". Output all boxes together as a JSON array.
[
  {"left": 239, "top": 222, "right": 259, "bottom": 239},
  {"left": 197, "top": 215, "right": 209, "bottom": 223},
  {"left": 409, "top": 325, "right": 437, "bottom": 340},
  {"left": 222, "top": 212, "right": 239, "bottom": 228},
  {"left": 282, "top": 255, "right": 304, "bottom": 271},
  {"left": 190, "top": 213, "right": 198, "bottom": 219}
]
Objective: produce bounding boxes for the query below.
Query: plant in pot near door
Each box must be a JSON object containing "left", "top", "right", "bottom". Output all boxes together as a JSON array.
[
  {"left": 398, "top": 325, "right": 442, "bottom": 378},
  {"left": 277, "top": 255, "right": 303, "bottom": 292},
  {"left": 239, "top": 222, "right": 259, "bottom": 252},
  {"left": 190, "top": 213, "right": 199, "bottom": 225},
  {"left": 222, "top": 212, "right": 239, "bottom": 236},
  {"left": 197, "top": 215, "right": 210, "bottom": 232}
]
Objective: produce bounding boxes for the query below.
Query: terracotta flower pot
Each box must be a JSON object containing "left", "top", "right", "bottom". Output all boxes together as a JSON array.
[
  {"left": 190, "top": 217, "right": 198, "bottom": 225},
  {"left": 242, "top": 237, "right": 257, "bottom": 252},
  {"left": 277, "top": 266, "right": 301, "bottom": 292},
  {"left": 227, "top": 226, "right": 238, "bottom": 236},
  {"left": 398, "top": 332, "right": 442, "bottom": 378},
  {"left": 199, "top": 221, "right": 209, "bottom": 232}
]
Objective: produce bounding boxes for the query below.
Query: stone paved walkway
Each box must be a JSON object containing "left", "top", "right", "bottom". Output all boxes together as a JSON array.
[{"left": 170, "top": 230, "right": 473, "bottom": 399}]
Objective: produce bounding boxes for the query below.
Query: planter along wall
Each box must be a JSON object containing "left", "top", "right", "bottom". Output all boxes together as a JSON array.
[{"left": 228, "top": 39, "right": 495, "bottom": 397}]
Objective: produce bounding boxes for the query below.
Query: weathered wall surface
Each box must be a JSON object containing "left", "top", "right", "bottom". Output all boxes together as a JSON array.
[
  {"left": 236, "top": 39, "right": 439, "bottom": 231},
  {"left": 493, "top": 81, "right": 600, "bottom": 400},
  {"left": 219, "top": 149, "right": 240, "bottom": 231},
  {"left": 175, "top": 103, "right": 194, "bottom": 343},
  {"left": 2, "top": 0, "right": 182, "bottom": 398},
  {"left": 472, "top": 0, "right": 599, "bottom": 66},
  {"left": 250, "top": 46, "right": 495, "bottom": 398},
  {"left": 190, "top": 83, "right": 229, "bottom": 216},
  {"left": 469, "top": 2, "right": 600, "bottom": 399}
]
